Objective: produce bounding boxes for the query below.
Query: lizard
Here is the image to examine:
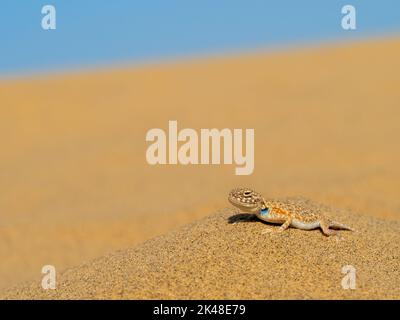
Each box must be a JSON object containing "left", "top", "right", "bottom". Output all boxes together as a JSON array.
[{"left": 228, "top": 187, "right": 354, "bottom": 236}]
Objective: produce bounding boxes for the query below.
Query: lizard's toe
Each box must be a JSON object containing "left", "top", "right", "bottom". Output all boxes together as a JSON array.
[
  {"left": 261, "top": 228, "right": 273, "bottom": 234},
  {"left": 261, "top": 227, "right": 283, "bottom": 235}
]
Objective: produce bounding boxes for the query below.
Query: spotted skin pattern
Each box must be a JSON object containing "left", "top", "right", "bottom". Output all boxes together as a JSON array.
[{"left": 228, "top": 188, "right": 354, "bottom": 236}]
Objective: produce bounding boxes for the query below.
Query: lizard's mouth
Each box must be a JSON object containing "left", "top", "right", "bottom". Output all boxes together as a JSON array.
[{"left": 229, "top": 198, "right": 260, "bottom": 213}]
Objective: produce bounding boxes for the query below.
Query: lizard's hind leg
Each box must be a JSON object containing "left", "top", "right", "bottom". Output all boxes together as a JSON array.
[{"left": 320, "top": 219, "right": 337, "bottom": 236}]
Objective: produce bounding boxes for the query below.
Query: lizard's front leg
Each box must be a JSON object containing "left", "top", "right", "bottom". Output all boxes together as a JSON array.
[{"left": 262, "top": 217, "right": 292, "bottom": 234}]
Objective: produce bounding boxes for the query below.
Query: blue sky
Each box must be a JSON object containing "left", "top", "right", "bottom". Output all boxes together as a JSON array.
[{"left": 1, "top": 1, "right": 399, "bottom": 76}]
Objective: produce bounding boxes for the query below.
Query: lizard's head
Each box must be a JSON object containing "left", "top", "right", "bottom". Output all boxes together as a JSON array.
[{"left": 228, "top": 187, "right": 264, "bottom": 213}]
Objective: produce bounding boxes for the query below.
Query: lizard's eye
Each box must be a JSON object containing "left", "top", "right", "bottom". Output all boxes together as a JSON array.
[{"left": 243, "top": 191, "right": 252, "bottom": 197}]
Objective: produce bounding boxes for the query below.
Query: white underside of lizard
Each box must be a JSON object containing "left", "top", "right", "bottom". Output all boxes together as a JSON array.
[{"left": 256, "top": 213, "right": 321, "bottom": 230}]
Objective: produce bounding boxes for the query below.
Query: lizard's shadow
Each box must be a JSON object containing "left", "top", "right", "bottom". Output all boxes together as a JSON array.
[{"left": 228, "top": 213, "right": 260, "bottom": 224}]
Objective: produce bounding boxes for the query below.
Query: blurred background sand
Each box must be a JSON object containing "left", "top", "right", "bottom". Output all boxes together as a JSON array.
[{"left": 0, "top": 37, "right": 399, "bottom": 291}]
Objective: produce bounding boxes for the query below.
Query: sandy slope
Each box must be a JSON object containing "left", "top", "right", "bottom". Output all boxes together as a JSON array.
[
  {"left": 0, "top": 37, "right": 399, "bottom": 290},
  {"left": 2, "top": 199, "right": 399, "bottom": 299}
]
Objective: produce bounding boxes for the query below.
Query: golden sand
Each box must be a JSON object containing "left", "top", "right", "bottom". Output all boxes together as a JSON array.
[
  {"left": 0, "top": 37, "right": 399, "bottom": 294},
  {"left": 2, "top": 200, "right": 399, "bottom": 299}
]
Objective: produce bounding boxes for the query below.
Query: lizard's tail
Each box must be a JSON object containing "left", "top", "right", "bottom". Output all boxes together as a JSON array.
[{"left": 330, "top": 220, "right": 355, "bottom": 231}]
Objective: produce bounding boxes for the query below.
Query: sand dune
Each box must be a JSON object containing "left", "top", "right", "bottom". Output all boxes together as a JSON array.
[
  {"left": 2, "top": 199, "right": 399, "bottom": 299},
  {"left": 0, "top": 37, "right": 399, "bottom": 291}
]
